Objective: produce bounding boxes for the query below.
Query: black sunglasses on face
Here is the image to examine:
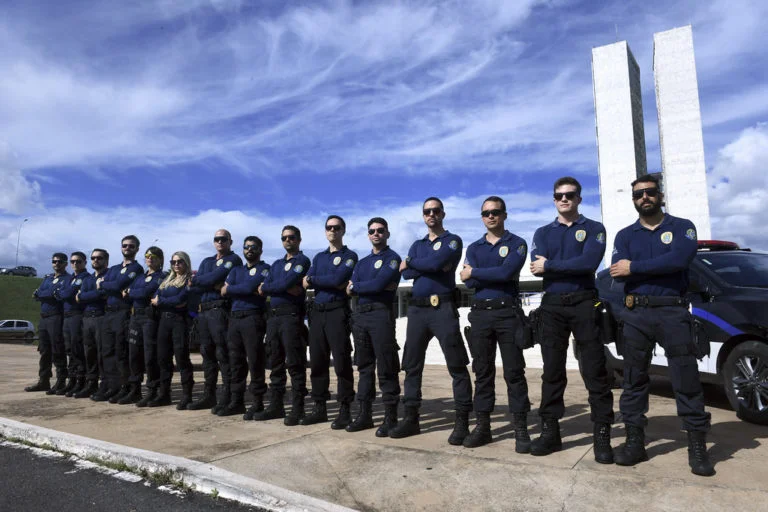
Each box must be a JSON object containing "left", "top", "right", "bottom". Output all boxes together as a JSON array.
[
  {"left": 122, "top": 243, "right": 136, "bottom": 249},
  {"left": 481, "top": 209, "right": 505, "bottom": 218},
  {"left": 553, "top": 192, "right": 578, "bottom": 201},
  {"left": 70, "top": 259, "right": 84, "bottom": 264},
  {"left": 243, "top": 245, "right": 260, "bottom": 251},
  {"left": 632, "top": 187, "right": 660, "bottom": 200},
  {"left": 171, "top": 260, "right": 185, "bottom": 266},
  {"left": 91, "top": 256, "right": 104, "bottom": 261},
  {"left": 281, "top": 235, "right": 297, "bottom": 242},
  {"left": 213, "top": 236, "right": 230, "bottom": 243},
  {"left": 368, "top": 227, "right": 386, "bottom": 235},
  {"left": 52, "top": 259, "right": 65, "bottom": 264},
  {"left": 325, "top": 225, "right": 343, "bottom": 232},
  {"left": 423, "top": 207, "right": 442, "bottom": 216}
]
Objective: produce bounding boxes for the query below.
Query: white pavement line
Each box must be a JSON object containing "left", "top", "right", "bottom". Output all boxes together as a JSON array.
[{"left": 0, "top": 417, "right": 356, "bottom": 512}]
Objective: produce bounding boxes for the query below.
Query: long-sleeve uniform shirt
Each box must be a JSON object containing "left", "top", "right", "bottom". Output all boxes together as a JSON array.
[
  {"left": 531, "top": 215, "right": 607, "bottom": 294},
  {"left": 190, "top": 252, "right": 243, "bottom": 305},
  {"left": 350, "top": 247, "right": 402, "bottom": 305},
  {"left": 128, "top": 271, "right": 167, "bottom": 309},
  {"left": 154, "top": 283, "right": 189, "bottom": 313},
  {"left": 100, "top": 261, "right": 144, "bottom": 309},
  {"left": 307, "top": 246, "right": 358, "bottom": 304},
  {"left": 225, "top": 261, "right": 270, "bottom": 311},
  {"left": 464, "top": 231, "right": 527, "bottom": 300},
  {"left": 261, "top": 252, "right": 311, "bottom": 308},
  {"left": 36, "top": 273, "right": 70, "bottom": 315},
  {"left": 77, "top": 270, "right": 107, "bottom": 314},
  {"left": 56, "top": 271, "right": 90, "bottom": 313},
  {"left": 403, "top": 231, "right": 463, "bottom": 297},
  {"left": 612, "top": 214, "right": 697, "bottom": 297}
]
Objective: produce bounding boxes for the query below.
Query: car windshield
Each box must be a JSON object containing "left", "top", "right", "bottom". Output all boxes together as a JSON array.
[{"left": 697, "top": 252, "right": 768, "bottom": 287}]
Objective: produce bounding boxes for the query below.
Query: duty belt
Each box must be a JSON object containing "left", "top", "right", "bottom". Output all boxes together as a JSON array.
[
  {"left": 64, "top": 310, "right": 84, "bottom": 318},
  {"left": 313, "top": 300, "right": 347, "bottom": 312},
  {"left": 200, "top": 300, "right": 228, "bottom": 312},
  {"left": 160, "top": 310, "right": 185, "bottom": 319},
  {"left": 624, "top": 295, "right": 688, "bottom": 309},
  {"left": 270, "top": 304, "right": 300, "bottom": 316},
  {"left": 541, "top": 289, "right": 597, "bottom": 306},
  {"left": 132, "top": 307, "right": 150, "bottom": 316},
  {"left": 410, "top": 294, "right": 454, "bottom": 307},
  {"left": 106, "top": 304, "right": 131, "bottom": 312},
  {"left": 471, "top": 297, "right": 518, "bottom": 310},
  {"left": 231, "top": 308, "right": 263, "bottom": 319},
  {"left": 83, "top": 310, "right": 104, "bottom": 318},
  {"left": 355, "top": 302, "right": 390, "bottom": 313},
  {"left": 40, "top": 310, "right": 62, "bottom": 319}
]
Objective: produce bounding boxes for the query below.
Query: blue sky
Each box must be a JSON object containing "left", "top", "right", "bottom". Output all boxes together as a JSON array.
[{"left": 1, "top": 0, "right": 767, "bottom": 272}]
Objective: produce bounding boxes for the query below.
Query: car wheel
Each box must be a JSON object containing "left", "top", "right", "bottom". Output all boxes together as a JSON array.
[
  {"left": 723, "top": 340, "right": 768, "bottom": 425},
  {"left": 24, "top": 332, "right": 34, "bottom": 344}
]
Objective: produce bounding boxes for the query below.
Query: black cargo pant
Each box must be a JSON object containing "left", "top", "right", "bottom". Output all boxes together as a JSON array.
[
  {"left": 468, "top": 306, "right": 530, "bottom": 414},
  {"left": 157, "top": 311, "right": 194, "bottom": 388},
  {"left": 128, "top": 309, "right": 158, "bottom": 389},
  {"left": 352, "top": 304, "right": 400, "bottom": 405},
  {"left": 82, "top": 312, "right": 103, "bottom": 385},
  {"left": 620, "top": 305, "right": 710, "bottom": 432},
  {"left": 308, "top": 303, "right": 355, "bottom": 403},
  {"left": 228, "top": 309, "right": 268, "bottom": 401},
  {"left": 265, "top": 306, "right": 307, "bottom": 398},
  {"left": 402, "top": 302, "right": 472, "bottom": 412},
  {"left": 38, "top": 312, "right": 65, "bottom": 381},
  {"left": 63, "top": 312, "right": 85, "bottom": 381},
  {"left": 197, "top": 305, "right": 230, "bottom": 391},
  {"left": 101, "top": 308, "right": 131, "bottom": 389},
  {"left": 538, "top": 297, "right": 614, "bottom": 424}
]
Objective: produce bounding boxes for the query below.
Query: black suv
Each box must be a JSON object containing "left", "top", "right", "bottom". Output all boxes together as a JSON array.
[
  {"left": 597, "top": 240, "right": 768, "bottom": 425},
  {"left": 0, "top": 266, "right": 37, "bottom": 277}
]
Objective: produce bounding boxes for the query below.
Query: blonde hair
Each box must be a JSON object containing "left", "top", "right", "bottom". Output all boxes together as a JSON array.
[{"left": 159, "top": 251, "right": 192, "bottom": 290}]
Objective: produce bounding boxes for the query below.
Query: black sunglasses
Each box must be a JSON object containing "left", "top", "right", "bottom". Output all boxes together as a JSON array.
[
  {"left": 553, "top": 192, "right": 579, "bottom": 201},
  {"left": 170, "top": 259, "right": 185, "bottom": 266},
  {"left": 325, "top": 225, "right": 343, "bottom": 232},
  {"left": 368, "top": 227, "right": 386, "bottom": 235},
  {"left": 423, "top": 207, "right": 443, "bottom": 216},
  {"left": 70, "top": 259, "right": 84, "bottom": 264},
  {"left": 632, "top": 187, "right": 660, "bottom": 200},
  {"left": 52, "top": 259, "right": 66, "bottom": 264},
  {"left": 243, "top": 245, "right": 260, "bottom": 251},
  {"left": 213, "top": 236, "right": 230, "bottom": 243},
  {"left": 281, "top": 235, "right": 297, "bottom": 242},
  {"left": 122, "top": 243, "right": 136, "bottom": 249},
  {"left": 91, "top": 256, "right": 104, "bottom": 261},
  {"left": 481, "top": 208, "right": 505, "bottom": 218}
]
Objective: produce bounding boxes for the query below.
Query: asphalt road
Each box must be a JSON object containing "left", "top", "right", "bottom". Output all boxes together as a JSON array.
[{"left": 0, "top": 442, "right": 264, "bottom": 511}]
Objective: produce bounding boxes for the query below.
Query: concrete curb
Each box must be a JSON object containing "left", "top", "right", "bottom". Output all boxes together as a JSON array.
[{"left": 0, "top": 417, "right": 356, "bottom": 512}]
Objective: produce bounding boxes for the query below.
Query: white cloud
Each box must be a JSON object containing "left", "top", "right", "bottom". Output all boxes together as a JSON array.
[{"left": 0, "top": 143, "right": 41, "bottom": 214}]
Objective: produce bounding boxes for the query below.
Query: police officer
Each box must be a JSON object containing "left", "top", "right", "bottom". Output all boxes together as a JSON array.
[
  {"left": 609, "top": 174, "right": 714, "bottom": 476},
  {"left": 301, "top": 215, "right": 358, "bottom": 429},
  {"left": 187, "top": 229, "right": 243, "bottom": 413},
  {"left": 254, "top": 225, "right": 311, "bottom": 425},
  {"left": 25, "top": 253, "right": 69, "bottom": 393},
  {"left": 125, "top": 246, "right": 166, "bottom": 406},
  {"left": 95, "top": 235, "right": 143, "bottom": 403},
  {"left": 390, "top": 197, "right": 473, "bottom": 444},
  {"left": 529, "top": 177, "right": 614, "bottom": 462},
  {"left": 219, "top": 236, "right": 270, "bottom": 418},
  {"left": 54, "top": 252, "right": 90, "bottom": 397},
  {"left": 460, "top": 196, "right": 531, "bottom": 450},
  {"left": 346, "top": 217, "right": 402, "bottom": 436},
  {"left": 74, "top": 249, "right": 109, "bottom": 398}
]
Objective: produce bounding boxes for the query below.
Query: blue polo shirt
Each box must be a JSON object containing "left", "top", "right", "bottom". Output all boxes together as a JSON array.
[
  {"left": 100, "top": 261, "right": 144, "bottom": 308},
  {"left": 351, "top": 247, "right": 402, "bottom": 305},
  {"left": 464, "top": 230, "right": 527, "bottom": 300},
  {"left": 225, "top": 261, "right": 270, "bottom": 311},
  {"left": 261, "top": 252, "right": 311, "bottom": 308},
  {"left": 190, "top": 251, "right": 243, "bottom": 304},
  {"left": 77, "top": 270, "right": 107, "bottom": 313},
  {"left": 155, "top": 283, "right": 189, "bottom": 313},
  {"left": 531, "top": 215, "right": 606, "bottom": 293},
  {"left": 307, "top": 246, "right": 358, "bottom": 304},
  {"left": 403, "top": 231, "right": 462, "bottom": 298},
  {"left": 612, "top": 214, "right": 698, "bottom": 297},
  {"left": 128, "top": 270, "right": 167, "bottom": 309},
  {"left": 35, "top": 272, "right": 69, "bottom": 315},
  {"left": 56, "top": 271, "right": 90, "bottom": 313}
]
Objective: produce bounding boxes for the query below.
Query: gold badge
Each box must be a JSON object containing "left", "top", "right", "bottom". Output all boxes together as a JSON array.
[
  {"left": 499, "top": 246, "right": 509, "bottom": 257},
  {"left": 575, "top": 230, "right": 587, "bottom": 242},
  {"left": 284, "top": 262, "right": 292, "bottom": 271},
  {"left": 333, "top": 256, "right": 342, "bottom": 266},
  {"left": 661, "top": 231, "right": 673, "bottom": 244},
  {"left": 374, "top": 260, "right": 383, "bottom": 269},
  {"left": 433, "top": 241, "right": 442, "bottom": 251},
  {"left": 429, "top": 294, "right": 440, "bottom": 307},
  {"left": 624, "top": 295, "right": 634, "bottom": 309}
]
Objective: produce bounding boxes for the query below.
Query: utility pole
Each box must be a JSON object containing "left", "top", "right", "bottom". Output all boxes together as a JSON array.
[{"left": 15, "top": 218, "right": 29, "bottom": 267}]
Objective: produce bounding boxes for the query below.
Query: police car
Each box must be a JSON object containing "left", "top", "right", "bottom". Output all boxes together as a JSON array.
[{"left": 597, "top": 240, "right": 768, "bottom": 425}]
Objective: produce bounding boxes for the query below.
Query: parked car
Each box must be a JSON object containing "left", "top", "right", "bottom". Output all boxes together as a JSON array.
[
  {"left": 0, "top": 319, "right": 36, "bottom": 343},
  {"left": 0, "top": 265, "right": 37, "bottom": 277},
  {"left": 597, "top": 240, "right": 768, "bottom": 426}
]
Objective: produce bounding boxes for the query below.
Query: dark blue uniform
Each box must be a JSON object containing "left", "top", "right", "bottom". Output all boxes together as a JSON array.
[
  {"left": 401, "top": 232, "right": 472, "bottom": 412},
  {"left": 531, "top": 215, "right": 613, "bottom": 424},
  {"left": 350, "top": 247, "right": 402, "bottom": 406},
  {"left": 189, "top": 251, "right": 243, "bottom": 397},
  {"left": 464, "top": 231, "right": 530, "bottom": 415},
  {"left": 306, "top": 247, "right": 358, "bottom": 404},
  {"left": 154, "top": 282, "right": 194, "bottom": 393},
  {"left": 225, "top": 261, "right": 270, "bottom": 404},
  {"left": 77, "top": 270, "right": 107, "bottom": 388},
  {"left": 127, "top": 270, "right": 166, "bottom": 392},
  {"left": 261, "top": 252, "right": 311, "bottom": 399},
  {"left": 34, "top": 272, "right": 69, "bottom": 382},
  {"left": 613, "top": 214, "right": 710, "bottom": 432},
  {"left": 56, "top": 271, "right": 89, "bottom": 387}
]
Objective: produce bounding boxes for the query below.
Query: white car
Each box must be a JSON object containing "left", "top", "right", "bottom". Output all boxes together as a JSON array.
[{"left": 0, "top": 319, "right": 36, "bottom": 343}]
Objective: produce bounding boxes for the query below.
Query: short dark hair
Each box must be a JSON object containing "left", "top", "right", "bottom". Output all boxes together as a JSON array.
[
  {"left": 423, "top": 196, "right": 444, "bottom": 210},
  {"left": 282, "top": 225, "right": 301, "bottom": 240},
  {"left": 92, "top": 248, "right": 109, "bottom": 261},
  {"left": 553, "top": 177, "right": 582, "bottom": 196},
  {"left": 122, "top": 235, "right": 140, "bottom": 247},
  {"left": 71, "top": 251, "right": 87, "bottom": 261},
  {"left": 243, "top": 236, "right": 263, "bottom": 251},
  {"left": 631, "top": 173, "right": 660, "bottom": 189},
  {"left": 367, "top": 217, "right": 389, "bottom": 229},
  {"left": 145, "top": 246, "right": 164, "bottom": 261},
  {"left": 482, "top": 196, "right": 506, "bottom": 212},
  {"left": 52, "top": 252, "right": 67, "bottom": 261},
  {"left": 326, "top": 215, "right": 346, "bottom": 230}
]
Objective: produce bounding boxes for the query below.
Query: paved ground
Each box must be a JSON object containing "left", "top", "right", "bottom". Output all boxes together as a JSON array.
[{"left": 1, "top": 344, "right": 767, "bottom": 511}]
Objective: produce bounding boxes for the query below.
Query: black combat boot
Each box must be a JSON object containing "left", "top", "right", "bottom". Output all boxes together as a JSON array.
[
  {"left": 448, "top": 410, "right": 470, "bottom": 446},
  {"left": 513, "top": 412, "right": 531, "bottom": 453},
  {"left": 253, "top": 391, "right": 285, "bottom": 421},
  {"left": 531, "top": 418, "right": 562, "bottom": 456},
  {"left": 463, "top": 412, "right": 493, "bottom": 448},
  {"left": 218, "top": 392, "right": 246, "bottom": 417},
  {"left": 593, "top": 423, "right": 614, "bottom": 464},
  {"left": 25, "top": 378, "right": 50, "bottom": 392},
  {"left": 345, "top": 401, "right": 373, "bottom": 432},
  {"left": 74, "top": 380, "right": 98, "bottom": 399},
  {"left": 389, "top": 406, "right": 421, "bottom": 439},
  {"left": 331, "top": 402, "right": 352, "bottom": 430},
  {"left": 186, "top": 385, "right": 217, "bottom": 410},
  {"left": 148, "top": 382, "right": 172, "bottom": 408},
  {"left": 58, "top": 377, "right": 77, "bottom": 396},
  {"left": 136, "top": 387, "right": 157, "bottom": 407},
  {"left": 176, "top": 383, "right": 193, "bottom": 410},
  {"left": 109, "top": 384, "right": 131, "bottom": 404},
  {"left": 687, "top": 431, "right": 715, "bottom": 476},
  {"left": 118, "top": 383, "right": 142, "bottom": 404},
  {"left": 299, "top": 401, "right": 328, "bottom": 425},
  {"left": 614, "top": 425, "right": 648, "bottom": 466},
  {"left": 46, "top": 376, "right": 66, "bottom": 395},
  {"left": 375, "top": 404, "right": 398, "bottom": 438},
  {"left": 211, "top": 386, "right": 230, "bottom": 415},
  {"left": 243, "top": 397, "right": 264, "bottom": 420},
  {"left": 284, "top": 394, "right": 305, "bottom": 426},
  {"left": 67, "top": 377, "right": 85, "bottom": 397}
]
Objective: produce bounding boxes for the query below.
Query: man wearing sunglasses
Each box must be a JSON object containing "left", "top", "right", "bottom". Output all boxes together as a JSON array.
[
  {"left": 609, "top": 174, "right": 714, "bottom": 477},
  {"left": 301, "top": 215, "right": 358, "bottom": 429},
  {"left": 345, "top": 217, "right": 402, "bottom": 436},
  {"left": 74, "top": 249, "right": 109, "bottom": 398},
  {"left": 529, "top": 177, "right": 614, "bottom": 462},
  {"left": 187, "top": 229, "right": 243, "bottom": 413},
  {"left": 53, "top": 252, "right": 90, "bottom": 397},
  {"left": 254, "top": 225, "right": 311, "bottom": 424},
  {"left": 460, "top": 197, "right": 531, "bottom": 450},
  {"left": 218, "top": 236, "right": 270, "bottom": 418},
  {"left": 25, "top": 253, "right": 70, "bottom": 393},
  {"left": 390, "top": 197, "right": 473, "bottom": 444},
  {"left": 94, "top": 235, "right": 143, "bottom": 403}
]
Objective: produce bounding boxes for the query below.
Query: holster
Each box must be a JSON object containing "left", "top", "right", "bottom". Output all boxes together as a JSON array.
[
  {"left": 595, "top": 301, "right": 618, "bottom": 346},
  {"left": 520, "top": 307, "right": 540, "bottom": 349},
  {"left": 691, "top": 317, "right": 709, "bottom": 360}
]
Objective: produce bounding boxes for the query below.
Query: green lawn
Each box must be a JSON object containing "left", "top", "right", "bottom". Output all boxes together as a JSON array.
[{"left": 0, "top": 275, "right": 43, "bottom": 330}]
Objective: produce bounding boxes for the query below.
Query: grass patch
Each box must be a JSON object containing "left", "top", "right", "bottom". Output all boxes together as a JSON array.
[{"left": 0, "top": 275, "right": 43, "bottom": 331}]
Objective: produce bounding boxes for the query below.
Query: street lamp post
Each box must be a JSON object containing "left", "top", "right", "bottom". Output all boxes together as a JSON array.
[{"left": 15, "top": 218, "right": 29, "bottom": 267}]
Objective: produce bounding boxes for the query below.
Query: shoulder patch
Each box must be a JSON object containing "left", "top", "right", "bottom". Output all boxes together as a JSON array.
[
  {"left": 374, "top": 260, "right": 383, "bottom": 269},
  {"left": 433, "top": 241, "right": 442, "bottom": 251},
  {"left": 575, "top": 230, "right": 586, "bottom": 242},
  {"left": 661, "top": 231, "right": 674, "bottom": 244},
  {"left": 216, "top": 259, "right": 223, "bottom": 266},
  {"left": 389, "top": 259, "right": 398, "bottom": 270},
  {"left": 499, "top": 246, "right": 509, "bottom": 258},
  {"left": 120, "top": 267, "right": 127, "bottom": 274},
  {"left": 225, "top": 261, "right": 233, "bottom": 269},
  {"left": 333, "top": 256, "right": 342, "bottom": 266},
  {"left": 293, "top": 264, "right": 304, "bottom": 274},
  {"left": 448, "top": 240, "right": 459, "bottom": 250},
  {"left": 685, "top": 228, "right": 697, "bottom": 241},
  {"left": 531, "top": 241, "right": 537, "bottom": 252},
  {"left": 516, "top": 244, "right": 526, "bottom": 256},
  {"left": 249, "top": 268, "right": 257, "bottom": 276},
  {"left": 75, "top": 278, "right": 82, "bottom": 286},
  {"left": 284, "top": 262, "right": 292, "bottom": 272},
  {"left": 145, "top": 276, "right": 152, "bottom": 283},
  {"left": 596, "top": 232, "right": 606, "bottom": 244},
  {"left": 129, "top": 272, "right": 137, "bottom": 279},
  {"left": 612, "top": 247, "right": 618, "bottom": 255},
  {"left": 261, "top": 268, "right": 269, "bottom": 277},
  {"left": 345, "top": 258, "right": 355, "bottom": 268}
]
